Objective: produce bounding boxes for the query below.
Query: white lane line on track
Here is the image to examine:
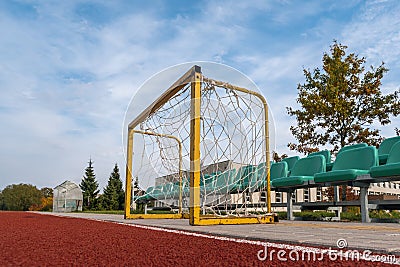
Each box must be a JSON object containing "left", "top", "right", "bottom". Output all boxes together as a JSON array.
[{"left": 116, "top": 222, "right": 400, "bottom": 265}]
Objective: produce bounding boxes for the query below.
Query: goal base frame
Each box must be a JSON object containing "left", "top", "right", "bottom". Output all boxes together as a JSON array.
[
  {"left": 193, "top": 214, "right": 277, "bottom": 225},
  {"left": 125, "top": 214, "right": 184, "bottom": 219}
]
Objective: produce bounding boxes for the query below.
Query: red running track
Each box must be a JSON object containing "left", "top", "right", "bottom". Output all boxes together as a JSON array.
[{"left": 0, "top": 212, "right": 395, "bottom": 266}]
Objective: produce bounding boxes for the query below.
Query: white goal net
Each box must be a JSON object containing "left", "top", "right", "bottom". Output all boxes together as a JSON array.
[{"left": 129, "top": 66, "right": 272, "bottom": 220}]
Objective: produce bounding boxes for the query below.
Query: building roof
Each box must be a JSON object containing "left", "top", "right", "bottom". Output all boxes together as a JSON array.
[{"left": 54, "top": 180, "right": 80, "bottom": 191}]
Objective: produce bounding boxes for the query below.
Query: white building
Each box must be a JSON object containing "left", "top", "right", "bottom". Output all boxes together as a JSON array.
[{"left": 53, "top": 180, "right": 83, "bottom": 212}]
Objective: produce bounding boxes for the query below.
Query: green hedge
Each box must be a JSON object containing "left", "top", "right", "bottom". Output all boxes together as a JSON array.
[
  {"left": 77, "top": 210, "right": 125, "bottom": 215},
  {"left": 341, "top": 211, "right": 400, "bottom": 221},
  {"left": 276, "top": 212, "right": 287, "bottom": 220},
  {"left": 294, "top": 211, "right": 335, "bottom": 221},
  {"left": 276, "top": 211, "right": 335, "bottom": 221},
  {"left": 370, "top": 210, "right": 400, "bottom": 219},
  {"left": 340, "top": 211, "right": 361, "bottom": 221}
]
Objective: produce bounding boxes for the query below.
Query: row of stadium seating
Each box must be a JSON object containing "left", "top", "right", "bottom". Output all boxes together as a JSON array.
[
  {"left": 271, "top": 136, "right": 400, "bottom": 189},
  {"left": 277, "top": 136, "right": 400, "bottom": 175},
  {"left": 135, "top": 136, "right": 400, "bottom": 221},
  {"left": 271, "top": 136, "right": 400, "bottom": 222},
  {"left": 136, "top": 164, "right": 267, "bottom": 202}
]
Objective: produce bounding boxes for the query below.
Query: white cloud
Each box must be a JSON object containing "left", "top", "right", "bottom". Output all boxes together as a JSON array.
[
  {"left": 0, "top": 0, "right": 399, "bottom": 191},
  {"left": 340, "top": 0, "right": 400, "bottom": 138},
  {"left": 342, "top": 0, "right": 400, "bottom": 68}
]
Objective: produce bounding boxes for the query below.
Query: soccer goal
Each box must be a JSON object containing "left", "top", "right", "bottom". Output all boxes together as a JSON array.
[{"left": 124, "top": 65, "right": 276, "bottom": 225}]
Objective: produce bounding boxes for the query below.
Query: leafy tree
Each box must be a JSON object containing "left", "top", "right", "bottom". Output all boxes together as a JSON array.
[
  {"left": 396, "top": 127, "right": 400, "bottom": 136},
  {"left": 1, "top": 183, "right": 42, "bottom": 211},
  {"left": 0, "top": 191, "right": 5, "bottom": 210},
  {"left": 287, "top": 41, "right": 400, "bottom": 202},
  {"left": 39, "top": 196, "right": 53, "bottom": 211},
  {"left": 29, "top": 187, "right": 54, "bottom": 211},
  {"left": 28, "top": 196, "right": 53, "bottom": 211},
  {"left": 324, "top": 186, "right": 358, "bottom": 202},
  {"left": 102, "top": 163, "right": 124, "bottom": 210},
  {"left": 287, "top": 41, "right": 400, "bottom": 154},
  {"left": 79, "top": 158, "right": 99, "bottom": 209},
  {"left": 40, "top": 187, "right": 53, "bottom": 198}
]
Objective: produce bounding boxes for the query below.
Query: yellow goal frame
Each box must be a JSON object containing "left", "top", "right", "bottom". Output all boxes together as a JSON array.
[{"left": 124, "top": 65, "right": 276, "bottom": 225}]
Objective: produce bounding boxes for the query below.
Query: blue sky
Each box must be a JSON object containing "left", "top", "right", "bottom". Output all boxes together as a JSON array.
[{"left": 1, "top": 0, "right": 399, "bottom": 191}]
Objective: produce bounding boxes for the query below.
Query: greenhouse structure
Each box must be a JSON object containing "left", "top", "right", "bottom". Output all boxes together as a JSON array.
[{"left": 53, "top": 180, "right": 83, "bottom": 212}]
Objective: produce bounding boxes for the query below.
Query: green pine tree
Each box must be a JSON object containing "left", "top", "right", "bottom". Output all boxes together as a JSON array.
[
  {"left": 103, "top": 163, "right": 124, "bottom": 210},
  {"left": 79, "top": 158, "right": 99, "bottom": 209},
  {"left": 133, "top": 176, "right": 139, "bottom": 191},
  {"left": 115, "top": 165, "right": 125, "bottom": 210}
]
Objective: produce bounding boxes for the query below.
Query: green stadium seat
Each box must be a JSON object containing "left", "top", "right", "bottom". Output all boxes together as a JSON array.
[
  {"left": 378, "top": 136, "right": 400, "bottom": 165},
  {"left": 162, "top": 183, "right": 171, "bottom": 198},
  {"left": 246, "top": 161, "right": 290, "bottom": 192},
  {"left": 139, "top": 186, "right": 155, "bottom": 201},
  {"left": 200, "top": 174, "right": 213, "bottom": 187},
  {"left": 134, "top": 186, "right": 153, "bottom": 202},
  {"left": 282, "top": 156, "right": 300, "bottom": 173},
  {"left": 149, "top": 184, "right": 164, "bottom": 199},
  {"left": 168, "top": 177, "right": 191, "bottom": 199},
  {"left": 370, "top": 141, "right": 400, "bottom": 178},
  {"left": 145, "top": 186, "right": 155, "bottom": 200},
  {"left": 325, "top": 143, "right": 368, "bottom": 171},
  {"left": 248, "top": 162, "right": 266, "bottom": 192},
  {"left": 166, "top": 182, "right": 178, "bottom": 199},
  {"left": 339, "top": 143, "right": 368, "bottom": 153},
  {"left": 325, "top": 162, "right": 334, "bottom": 172},
  {"left": 201, "top": 172, "right": 217, "bottom": 195},
  {"left": 164, "top": 182, "right": 179, "bottom": 198},
  {"left": 314, "top": 146, "right": 378, "bottom": 183},
  {"left": 231, "top": 165, "right": 257, "bottom": 192},
  {"left": 180, "top": 178, "right": 190, "bottom": 198},
  {"left": 203, "top": 169, "right": 237, "bottom": 195},
  {"left": 308, "top": 150, "right": 331, "bottom": 171},
  {"left": 270, "top": 161, "right": 289, "bottom": 180},
  {"left": 271, "top": 155, "right": 325, "bottom": 188},
  {"left": 144, "top": 180, "right": 186, "bottom": 200}
]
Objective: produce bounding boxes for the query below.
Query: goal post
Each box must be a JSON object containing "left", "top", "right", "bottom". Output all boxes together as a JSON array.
[
  {"left": 124, "top": 65, "right": 276, "bottom": 225},
  {"left": 124, "top": 66, "right": 196, "bottom": 220},
  {"left": 189, "top": 69, "right": 202, "bottom": 225}
]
